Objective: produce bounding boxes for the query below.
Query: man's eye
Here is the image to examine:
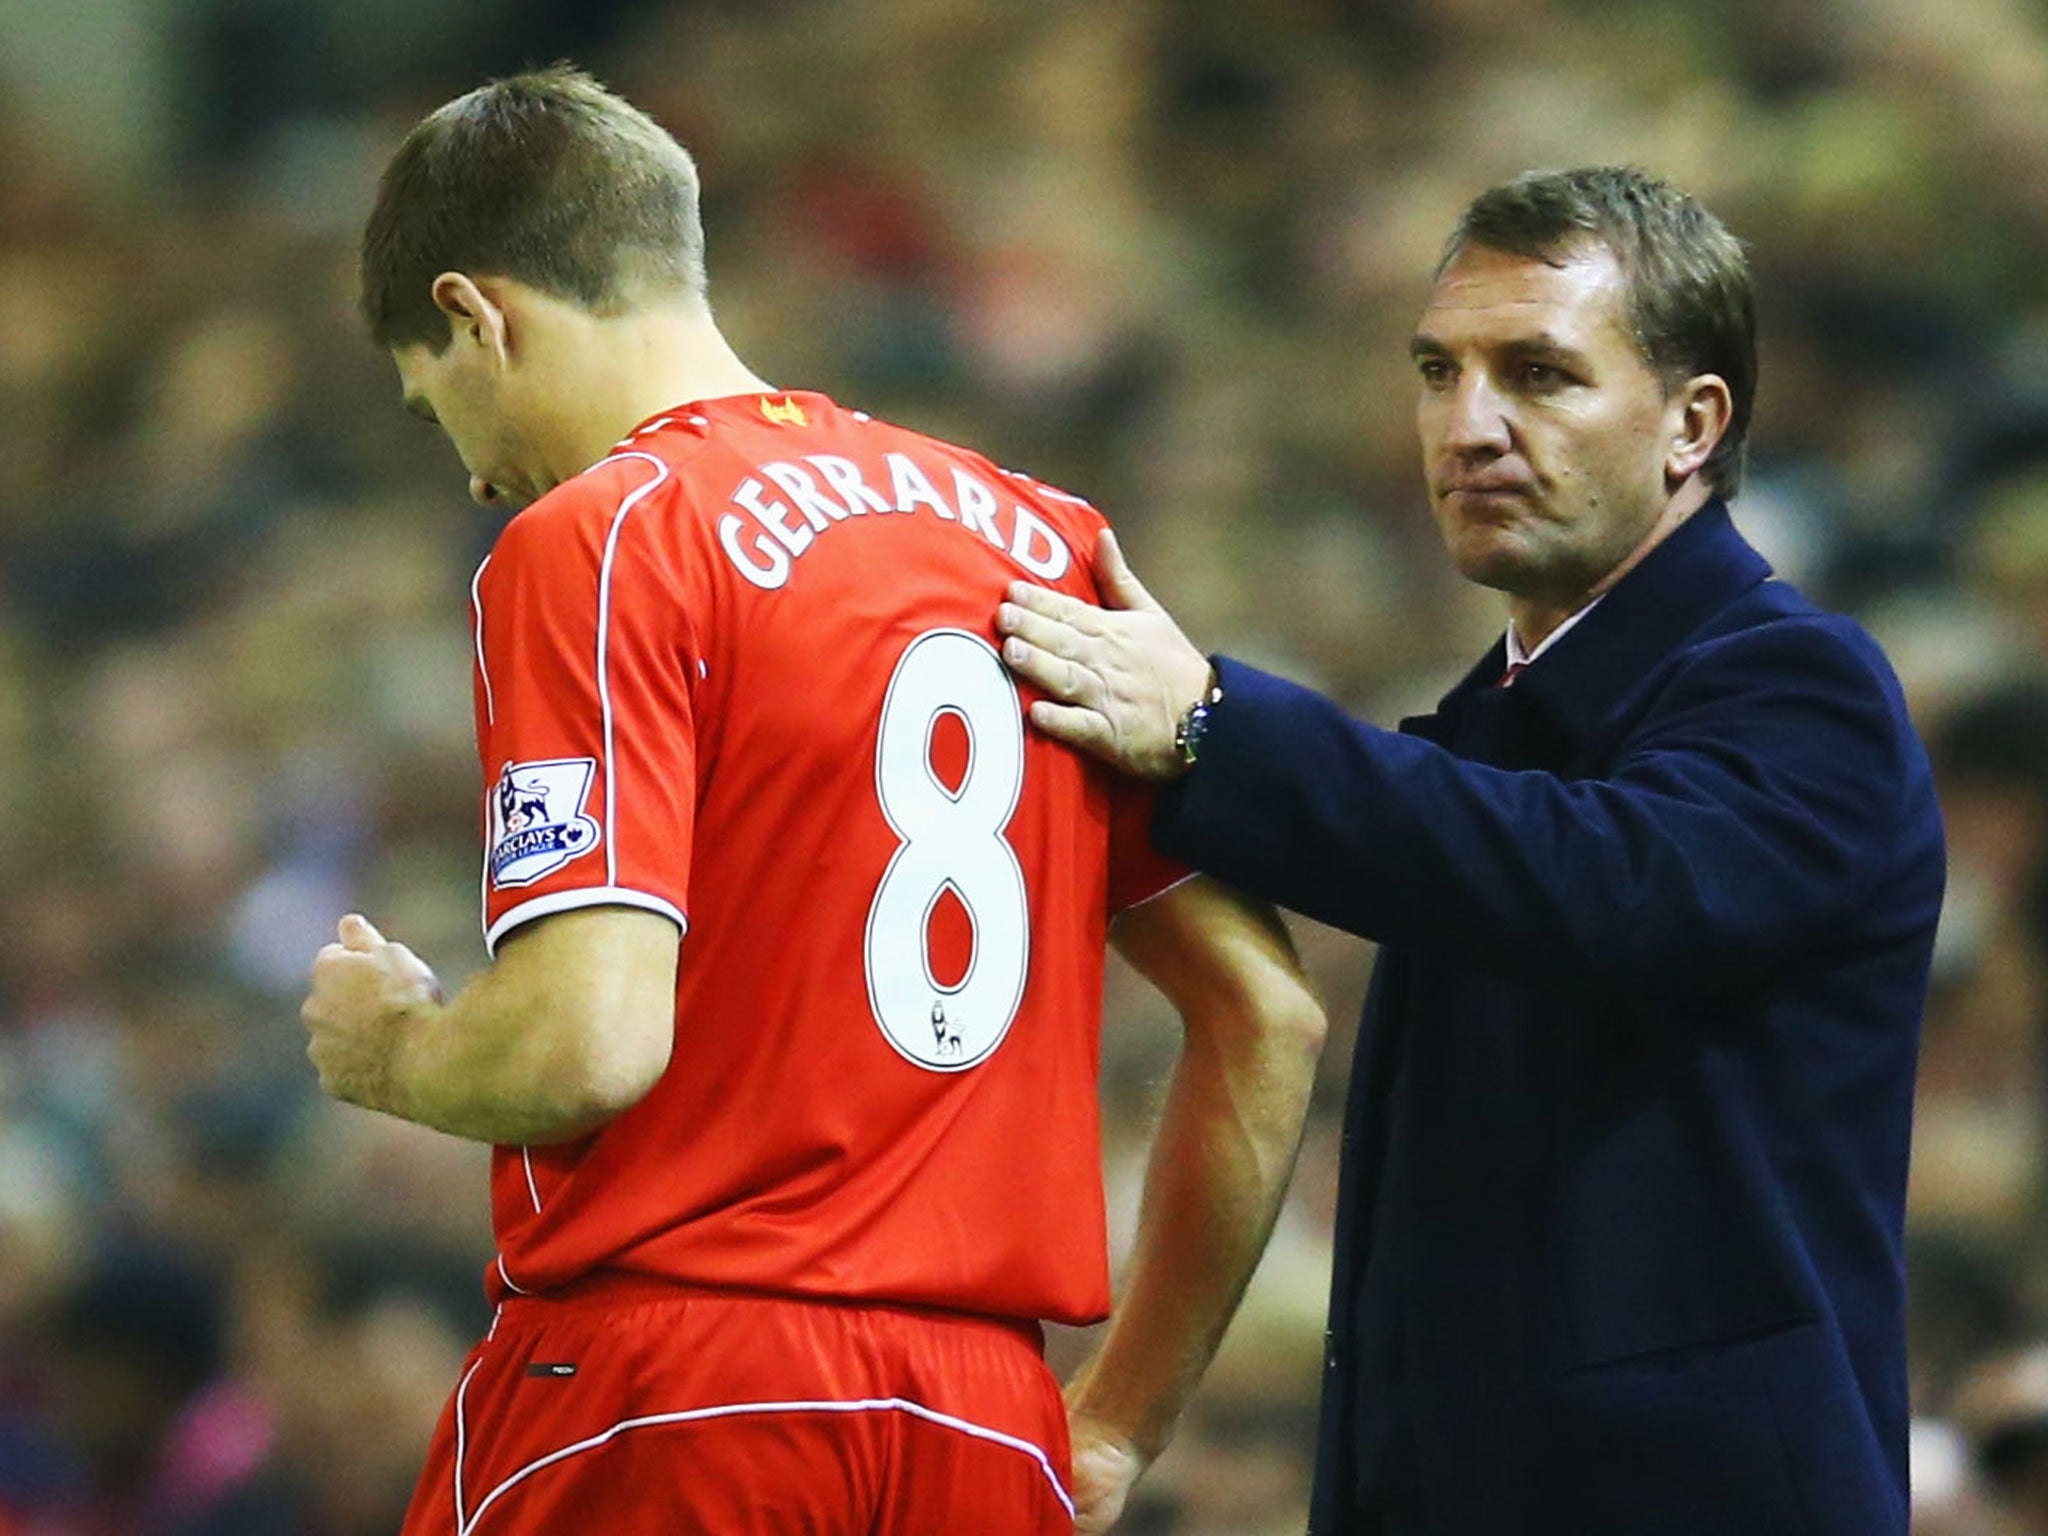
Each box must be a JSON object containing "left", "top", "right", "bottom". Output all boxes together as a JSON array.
[
  {"left": 1416, "top": 358, "right": 1454, "bottom": 387},
  {"left": 1521, "top": 363, "right": 1569, "bottom": 389}
]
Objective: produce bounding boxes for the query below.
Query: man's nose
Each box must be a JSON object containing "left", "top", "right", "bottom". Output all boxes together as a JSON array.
[
  {"left": 1441, "top": 371, "right": 1514, "bottom": 456},
  {"left": 470, "top": 476, "right": 503, "bottom": 507}
]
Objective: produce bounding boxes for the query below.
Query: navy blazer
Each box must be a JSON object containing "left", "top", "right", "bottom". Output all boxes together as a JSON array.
[{"left": 1153, "top": 503, "right": 1943, "bottom": 1535}]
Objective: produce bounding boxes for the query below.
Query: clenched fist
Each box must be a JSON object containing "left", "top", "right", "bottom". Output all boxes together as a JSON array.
[
  {"left": 1067, "top": 1414, "right": 1148, "bottom": 1533},
  {"left": 302, "top": 913, "right": 444, "bottom": 1114}
]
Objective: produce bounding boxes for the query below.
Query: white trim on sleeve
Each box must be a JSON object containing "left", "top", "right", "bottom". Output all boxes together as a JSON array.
[
  {"left": 472, "top": 452, "right": 687, "bottom": 960},
  {"left": 470, "top": 555, "right": 496, "bottom": 726},
  {"left": 485, "top": 886, "right": 688, "bottom": 957},
  {"left": 592, "top": 452, "right": 672, "bottom": 890}
]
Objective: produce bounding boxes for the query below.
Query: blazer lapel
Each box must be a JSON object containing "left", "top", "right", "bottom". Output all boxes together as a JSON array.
[{"left": 1400, "top": 501, "right": 1773, "bottom": 761}]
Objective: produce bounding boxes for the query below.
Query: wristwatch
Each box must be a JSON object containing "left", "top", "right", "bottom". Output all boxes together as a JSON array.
[{"left": 1173, "top": 668, "right": 1225, "bottom": 767}]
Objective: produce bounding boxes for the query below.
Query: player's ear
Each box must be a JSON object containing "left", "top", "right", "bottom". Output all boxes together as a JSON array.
[
  {"left": 1664, "top": 372, "right": 1731, "bottom": 488},
  {"left": 431, "top": 273, "right": 510, "bottom": 364}
]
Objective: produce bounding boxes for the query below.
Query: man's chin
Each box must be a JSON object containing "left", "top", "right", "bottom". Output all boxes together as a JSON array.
[
  {"left": 1446, "top": 531, "right": 1536, "bottom": 594},
  {"left": 1450, "top": 541, "right": 1611, "bottom": 612}
]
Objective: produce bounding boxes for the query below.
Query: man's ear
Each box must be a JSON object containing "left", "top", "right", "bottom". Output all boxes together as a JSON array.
[
  {"left": 1665, "top": 373, "right": 1733, "bottom": 488},
  {"left": 430, "top": 273, "right": 510, "bottom": 365}
]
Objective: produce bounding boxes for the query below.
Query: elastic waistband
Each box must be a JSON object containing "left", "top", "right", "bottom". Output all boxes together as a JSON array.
[{"left": 492, "top": 1273, "right": 1045, "bottom": 1352}]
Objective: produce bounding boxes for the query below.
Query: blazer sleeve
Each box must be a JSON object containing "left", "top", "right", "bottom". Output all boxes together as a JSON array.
[{"left": 1151, "top": 623, "right": 1928, "bottom": 997}]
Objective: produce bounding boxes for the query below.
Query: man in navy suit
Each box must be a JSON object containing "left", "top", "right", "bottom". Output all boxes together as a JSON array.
[{"left": 998, "top": 167, "right": 1943, "bottom": 1534}]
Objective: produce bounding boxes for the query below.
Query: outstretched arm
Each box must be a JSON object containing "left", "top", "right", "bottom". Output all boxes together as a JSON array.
[
  {"left": 302, "top": 905, "right": 678, "bottom": 1144},
  {"left": 1149, "top": 633, "right": 1923, "bottom": 997},
  {"left": 1002, "top": 531, "right": 1928, "bottom": 998},
  {"left": 1066, "top": 876, "right": 1326, "bottom": 1532}
]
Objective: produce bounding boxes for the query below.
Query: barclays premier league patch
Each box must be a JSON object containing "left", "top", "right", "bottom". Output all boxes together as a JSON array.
[{"left": 490, "top": 758, "right": 601, "bottom": 888}]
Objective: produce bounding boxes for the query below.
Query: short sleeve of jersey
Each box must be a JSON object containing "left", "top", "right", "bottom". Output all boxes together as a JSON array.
[
  {"left": 472, "top": 460, "right": 697, "bottom": 955},
  {"left": 1106, "top": 777, "right": 1190, "bottom": 914}
]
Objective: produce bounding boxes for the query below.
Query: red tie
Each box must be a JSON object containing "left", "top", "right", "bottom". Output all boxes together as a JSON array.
[{"left": 1497, "top": 661, "right": 1526, "bottom": 689}]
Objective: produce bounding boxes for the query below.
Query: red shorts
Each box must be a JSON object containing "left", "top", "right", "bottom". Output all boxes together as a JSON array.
[{"left": 398, "top": 1280, "right": 1076, "bottom": 1536}]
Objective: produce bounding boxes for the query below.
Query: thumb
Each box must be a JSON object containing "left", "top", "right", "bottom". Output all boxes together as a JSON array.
[
  {"left": 1095, "top": 529, "right": 1159, "bottom": 614},
  {"left": 338, "top": 913, "right": 384, "bottom": 953},
  {"left": 387, "top": 941, "right": 447, "bottom": 1004}
]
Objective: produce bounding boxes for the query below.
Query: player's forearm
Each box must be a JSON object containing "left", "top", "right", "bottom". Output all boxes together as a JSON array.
[
  {"left": 1069, "top": 995, "right": 1322, "bottom": 1459},
  {"left": 348, "top": 909, "right": 679, "bottom": 1146},
  {"left": 380, "top": 969, "right": 644, "bottom": 1144}
]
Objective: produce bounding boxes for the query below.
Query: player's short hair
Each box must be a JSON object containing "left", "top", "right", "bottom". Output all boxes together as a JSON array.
[
  {"left": 1440, "top": 166, "right": 1757, "bottom": 498},
  {"left": 360, "top": 64, "right": 708, "bottom": 352}
]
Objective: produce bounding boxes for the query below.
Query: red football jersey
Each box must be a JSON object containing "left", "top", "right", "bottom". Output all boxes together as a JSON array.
[{"left": 468, "top": 390, "right": 1182, "bottom": 1324}]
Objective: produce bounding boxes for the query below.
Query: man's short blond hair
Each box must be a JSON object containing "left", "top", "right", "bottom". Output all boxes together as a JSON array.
[{"left": 360, "top": 65, "right": 707, "bottom": 352}]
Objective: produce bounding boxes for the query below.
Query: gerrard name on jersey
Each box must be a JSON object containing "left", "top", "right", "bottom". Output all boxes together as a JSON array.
[{"left": 717, "top": 451, "right": 1076, "bottom": 591}]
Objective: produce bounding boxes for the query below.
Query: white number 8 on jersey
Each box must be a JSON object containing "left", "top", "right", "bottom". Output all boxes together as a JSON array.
[{"left": 865, "top": 629, "right": 1030, "bottom": 1071}]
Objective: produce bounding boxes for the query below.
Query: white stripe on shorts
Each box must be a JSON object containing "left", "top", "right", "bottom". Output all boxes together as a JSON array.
[{"left": 453, "top": 1393, "right": 1075, "bottom": 1535}]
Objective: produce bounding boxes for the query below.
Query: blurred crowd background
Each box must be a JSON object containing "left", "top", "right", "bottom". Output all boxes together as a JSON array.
[{"left": 4, "top": 0, "right": 2048, "bottom": 1531}]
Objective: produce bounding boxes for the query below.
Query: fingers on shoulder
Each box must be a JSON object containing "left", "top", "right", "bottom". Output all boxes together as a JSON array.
[
  {"left": 1002, "top": 636, "right": 1082, "bottom": 700},
  {"left": 1028, "top": 698, "right": 1113, "bottom": 750}
]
